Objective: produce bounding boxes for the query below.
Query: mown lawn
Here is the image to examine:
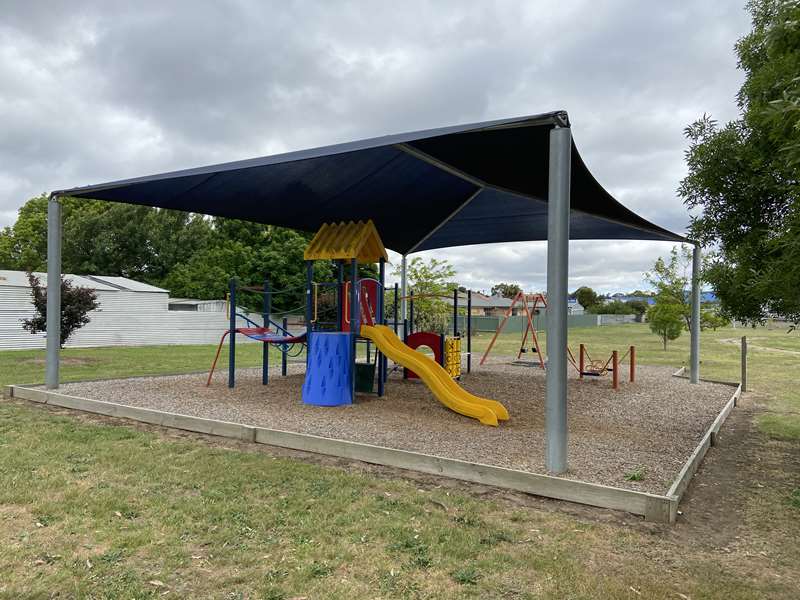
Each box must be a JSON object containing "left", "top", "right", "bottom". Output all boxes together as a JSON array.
[{"left": 1, "top": 323, "right": 799, "bottom": 598}]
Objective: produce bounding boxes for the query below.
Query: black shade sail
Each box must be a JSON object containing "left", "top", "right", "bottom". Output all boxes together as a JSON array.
[{"left": 57, "top": 111, "right": 685, "bottom": 254}]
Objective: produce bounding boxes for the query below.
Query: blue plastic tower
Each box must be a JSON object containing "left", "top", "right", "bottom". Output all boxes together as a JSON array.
[{"left": 302, "top": 332, "right": 353, "bottom": 406}]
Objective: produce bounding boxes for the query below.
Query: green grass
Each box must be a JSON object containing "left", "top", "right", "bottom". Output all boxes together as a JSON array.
[
  {"left": 1, "top": 400, "right": 796, "bottom": 599},
  {"left": 1, "top": 324, "right": 799, "bottom": 597}
]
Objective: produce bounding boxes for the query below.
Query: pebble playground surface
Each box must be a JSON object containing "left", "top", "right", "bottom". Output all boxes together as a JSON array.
[{"left": 55, "top": 361, "right": 734, "bottom": 494}]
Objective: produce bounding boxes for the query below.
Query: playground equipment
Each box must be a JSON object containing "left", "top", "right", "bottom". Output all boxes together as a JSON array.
[
  {"left": 206, "top": 279, "right": 307, "bottom": 387},
  {"left": 402, "top": 288, "right": 472, "bottom": 380},
  {"left": 567, "top": 344, "right": 636, "bottom": 390},
  {"left": 480, "top": 291, "right": 547, "bottom": 367},
  {"left": 300, "top": 220, "right": 508, "bottom": 426}
]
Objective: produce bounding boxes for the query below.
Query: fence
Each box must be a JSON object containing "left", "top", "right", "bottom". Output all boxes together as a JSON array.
[{"left": 450, "top": 313, "right": 636, "bottom": 333}]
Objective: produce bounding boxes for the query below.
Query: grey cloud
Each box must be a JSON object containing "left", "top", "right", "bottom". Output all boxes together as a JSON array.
[{"left": 1, "top": 0, "right": 749, "bottom": 291}]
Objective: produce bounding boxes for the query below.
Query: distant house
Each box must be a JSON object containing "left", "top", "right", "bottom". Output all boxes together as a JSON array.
[{"left": 0, "top": 269, "right": 258, "bottom": 350}]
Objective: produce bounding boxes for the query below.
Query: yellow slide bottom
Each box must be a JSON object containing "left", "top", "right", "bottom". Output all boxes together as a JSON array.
[{"left": 361, "top": 324, "right": 509, "bottom": 426}]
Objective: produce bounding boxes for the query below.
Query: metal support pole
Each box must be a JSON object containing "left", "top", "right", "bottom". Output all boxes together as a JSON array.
[
  {"left": 453, "top": 288, "right": 458, "bottom": 337},
  {"left": 579, "top": 343, "right": 585, "bottom": 380},
  {"left": 467, "top": 290, "right": 472, "bottom": 374},
  {"left": 409, "top": 291, "right": 415, "bottom": 335},
  {"left": 629, "top": 346, "right": 636, "bottom": 383},
  {"left": 393, "top": 283, "right": 399, "bottom": 335},
  {"left": 228, "top": 278, "right": 236, "bottom": 388},
  {"left": 350, "top": 259, "right": 358, "bottom": 397},
  {"left": 741, "top": 336, "right": 747, "bottom": 392},
  {"left": 545, "top": 124, "right": 571, "bottom": 474},
  {"left": 282, "top": 317, "right": 288, "bottom": 376},
  {"left": 400, "top": 254, "right": 407, "bottom": 338},
  {"left": 45, "top": 195, "right": 62, "bottom": 389},
  {"left": 262, "top": 278, "right": 271, "bottom": 385},
  {"left": 305, "top": 261, "right": 313, "bottom": 365},
  {"left": 378, "top": 258, "right": 386, "bottom": 396},
  {"left": 336, "top": 261, "right": 344, "bottom": 331},
  {"left": 690, "top": 243, "right": 701, "bottom": 384}
]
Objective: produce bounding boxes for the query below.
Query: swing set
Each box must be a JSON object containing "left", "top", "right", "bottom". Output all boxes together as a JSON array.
[
  {"left": 480, "top": 291, "right": 547, "bottom": 367},
  {"left": 479, "top": 290, "right": 636, "bottom": 390}
]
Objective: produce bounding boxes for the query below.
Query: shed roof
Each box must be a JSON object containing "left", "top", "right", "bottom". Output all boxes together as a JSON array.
[{"left": 57, "top": 111, "right": 685, "bottom": 254}]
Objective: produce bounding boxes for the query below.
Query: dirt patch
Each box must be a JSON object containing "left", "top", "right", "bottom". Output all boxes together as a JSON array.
[{"left": 53, "top": 361, "right": 734, "bottom": 494}]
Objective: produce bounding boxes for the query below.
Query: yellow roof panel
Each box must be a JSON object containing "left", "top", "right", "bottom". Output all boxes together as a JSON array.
[{"left": 304, "top": 220, "right": 388, "bottom": 263}]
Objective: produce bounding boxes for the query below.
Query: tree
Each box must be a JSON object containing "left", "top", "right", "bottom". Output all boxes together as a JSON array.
[
  {"left": 679, "top": 0, "right": 800, "bottom": 324},
  {"left": 586, "top": 299, "right": 636, "bottom": 315},
  {"left": 0, "top": 195, "right": 326, "bottom": 314},
  {"left": 645, "top": 246, "right": 693, "bottom": 329},
  {"left": 491, "top": 282, "right": 522, "bottom": 298},
  {"left": 574, "top": 286, "right": 599, "bottom": 310},
  {"left": 700, "top": 309, "right": 731, "bottom": 331},
  {"left": 625, "top": 300, "right": 650, "bottom": 319},
  {"left": 22, "top": 272, "right": 99, "bottom": 348},
  {"left": 392, "top": 257, "right": 457, "bottom": 333},
  {"left": 647, "top": 302, "right": 684, "bottom": 350}
]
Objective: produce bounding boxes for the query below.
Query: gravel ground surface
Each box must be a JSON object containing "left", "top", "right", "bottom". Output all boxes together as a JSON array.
[{"left": 57, "top": 360, "right": 735, "bottom": 494}]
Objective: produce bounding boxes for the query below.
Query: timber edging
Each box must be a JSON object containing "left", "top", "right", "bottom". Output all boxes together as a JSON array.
[{"left": 9, "top": 383, "right": 749, "bottom": 524}]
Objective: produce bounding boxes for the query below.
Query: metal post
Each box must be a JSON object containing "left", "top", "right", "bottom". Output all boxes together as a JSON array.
[
  {"left": 350, "top": 259, "right": 358, "bottom": 396},
  {"left": 400, "top": 254, "right": 407, "bottom": 338},
  {"left": 409, "top": 291, "right": 415, "bottom": 334},
  {"left": 741, "top": 336, "right": 747, "bottom": 393},
  {"left": 305, "top": 261, "right": 313, "bottom": 365},
  {"left": 378, "top": 258, "right": 386, "bottom": 396},
  {"left": 612, "top": 350, "right": 619, "bottom": 390},
  {"left": 228, "top": 278, "right": 236, "bottom": 388},
  {"left": 45, "top": 195, "right": 62, "bottom": 389},
  {"left": 629, "top": 346, "right": 636, "bottom": 383},
  {"left": 393, "top": 283, "right": 399, "bottom": 335},
  {"left": 262, "top": 278, "right": 271, "bottom": 385},
  {"left": 545, "top": 124, "right": 571, "bottom": 474},
  {"left": 337, "top": 261, "right": 344, "bottom": 331},
  {"left": 690, "top": 243, "right": 701, "bottom": 384},
  {"left": 282, "top": 317, "right": 288, "bottom": 376},
  {"left": 453, "top": 288, "right": 458, "bottom": 337},
  {"left": 579, "top": 343, "right": 585, "bottom": 380},
  {"left": 467, "top": 290, "right": 472, "bottom": 374}
]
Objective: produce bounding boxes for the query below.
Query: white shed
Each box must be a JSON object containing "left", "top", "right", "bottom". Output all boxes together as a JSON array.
[{"left": 0, "top": 270, "right": 261, "bottom": 350}]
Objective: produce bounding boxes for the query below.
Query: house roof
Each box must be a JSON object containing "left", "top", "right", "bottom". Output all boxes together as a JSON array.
[
  {"left": 56, "top": 111, "right": 686, "bottom": 255},
  {"left": 0, "top": 270, "right": 167, "bottom": 293}
]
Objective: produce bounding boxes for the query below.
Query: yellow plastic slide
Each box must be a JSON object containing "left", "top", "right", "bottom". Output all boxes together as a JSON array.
[{"left": 360, "top": 324, "right": 509, "bottom": 426}]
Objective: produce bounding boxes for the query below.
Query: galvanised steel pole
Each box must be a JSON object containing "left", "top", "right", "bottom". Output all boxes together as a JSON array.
[
  {"left": 545, "top": 124, "right": 572, "bottom": 474},
  {"left": 400, "top": 254, "right": 407, "bottom": 338},
  {"left": 690, "top": 243, "right": 701, "bottom": 384},
  {"left": 45, "top": 194, "right": 62, "bottom": 389}
]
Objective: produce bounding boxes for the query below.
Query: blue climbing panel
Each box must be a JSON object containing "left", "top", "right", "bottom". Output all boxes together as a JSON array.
[{"left": 302, "top": 332, "right": 353, "bottom": 406}]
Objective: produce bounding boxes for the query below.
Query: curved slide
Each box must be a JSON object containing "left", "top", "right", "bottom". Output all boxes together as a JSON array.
[{"left": 360, "top": 324, "right": 509, "bottom": 426}]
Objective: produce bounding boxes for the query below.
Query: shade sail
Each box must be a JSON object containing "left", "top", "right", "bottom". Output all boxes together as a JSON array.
[{"left": 56, "top": 111, "right": 685, "bottom": 254}]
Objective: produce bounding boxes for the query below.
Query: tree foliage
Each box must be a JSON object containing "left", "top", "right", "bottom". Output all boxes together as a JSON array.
[
  {"left": 645, "top": 246, "right": 693, "bottom": 329},
  {"left": 22, "top": 272, "right": 99, "bottom": 348},
  {"left": 574, "top": 286, "right": 599, "bottom": 309},
  {"left": 0, "top": 195, "right": 328, "bottom": 313},
  {"left": 490, "top": 282, "right": 521, "bottom": 298},
  {"left": 647, "top": 302, "right": 684, "bottom": 350},
  {"left": 393, "top": 257, "right": 457, "bottom": 333},
  {"left": 679, "top": 0, "right": 800, "bottom": 323}
]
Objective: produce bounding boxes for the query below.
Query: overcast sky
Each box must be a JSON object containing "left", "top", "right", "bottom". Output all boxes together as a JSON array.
[{"left": 0, "top": 1, "right": 751, "bottom": 293}]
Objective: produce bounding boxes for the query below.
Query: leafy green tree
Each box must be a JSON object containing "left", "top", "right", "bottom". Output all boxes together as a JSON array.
[
  {"left": 490, "top": 282, "right": 522, "bottom": 298},
  {"left": 393, "top": 257, "right": 457, "bottom": 333},
  {"left": 680, "top": 0, "right": 800, "bottom": 324},
  {"left": 625, "top": 300, "right": 650, "bottom": 318},
  {"left": 586, "top": 299, "right": 636, "bottom": 315},
  {"left": 700, "top": 309, "right": 731, "bottom": 331},
  {"left": 574, "top": 286, "right": 599, "bottom": 310},
  {"left": 22, "top": 272, "right": 99, "bottom": 347},
  {"left": 647, "top": 302, "right": 685, "bottom": 350},
  {"left": 645, "top": 246, "right": 693, "bottom": 329}
]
